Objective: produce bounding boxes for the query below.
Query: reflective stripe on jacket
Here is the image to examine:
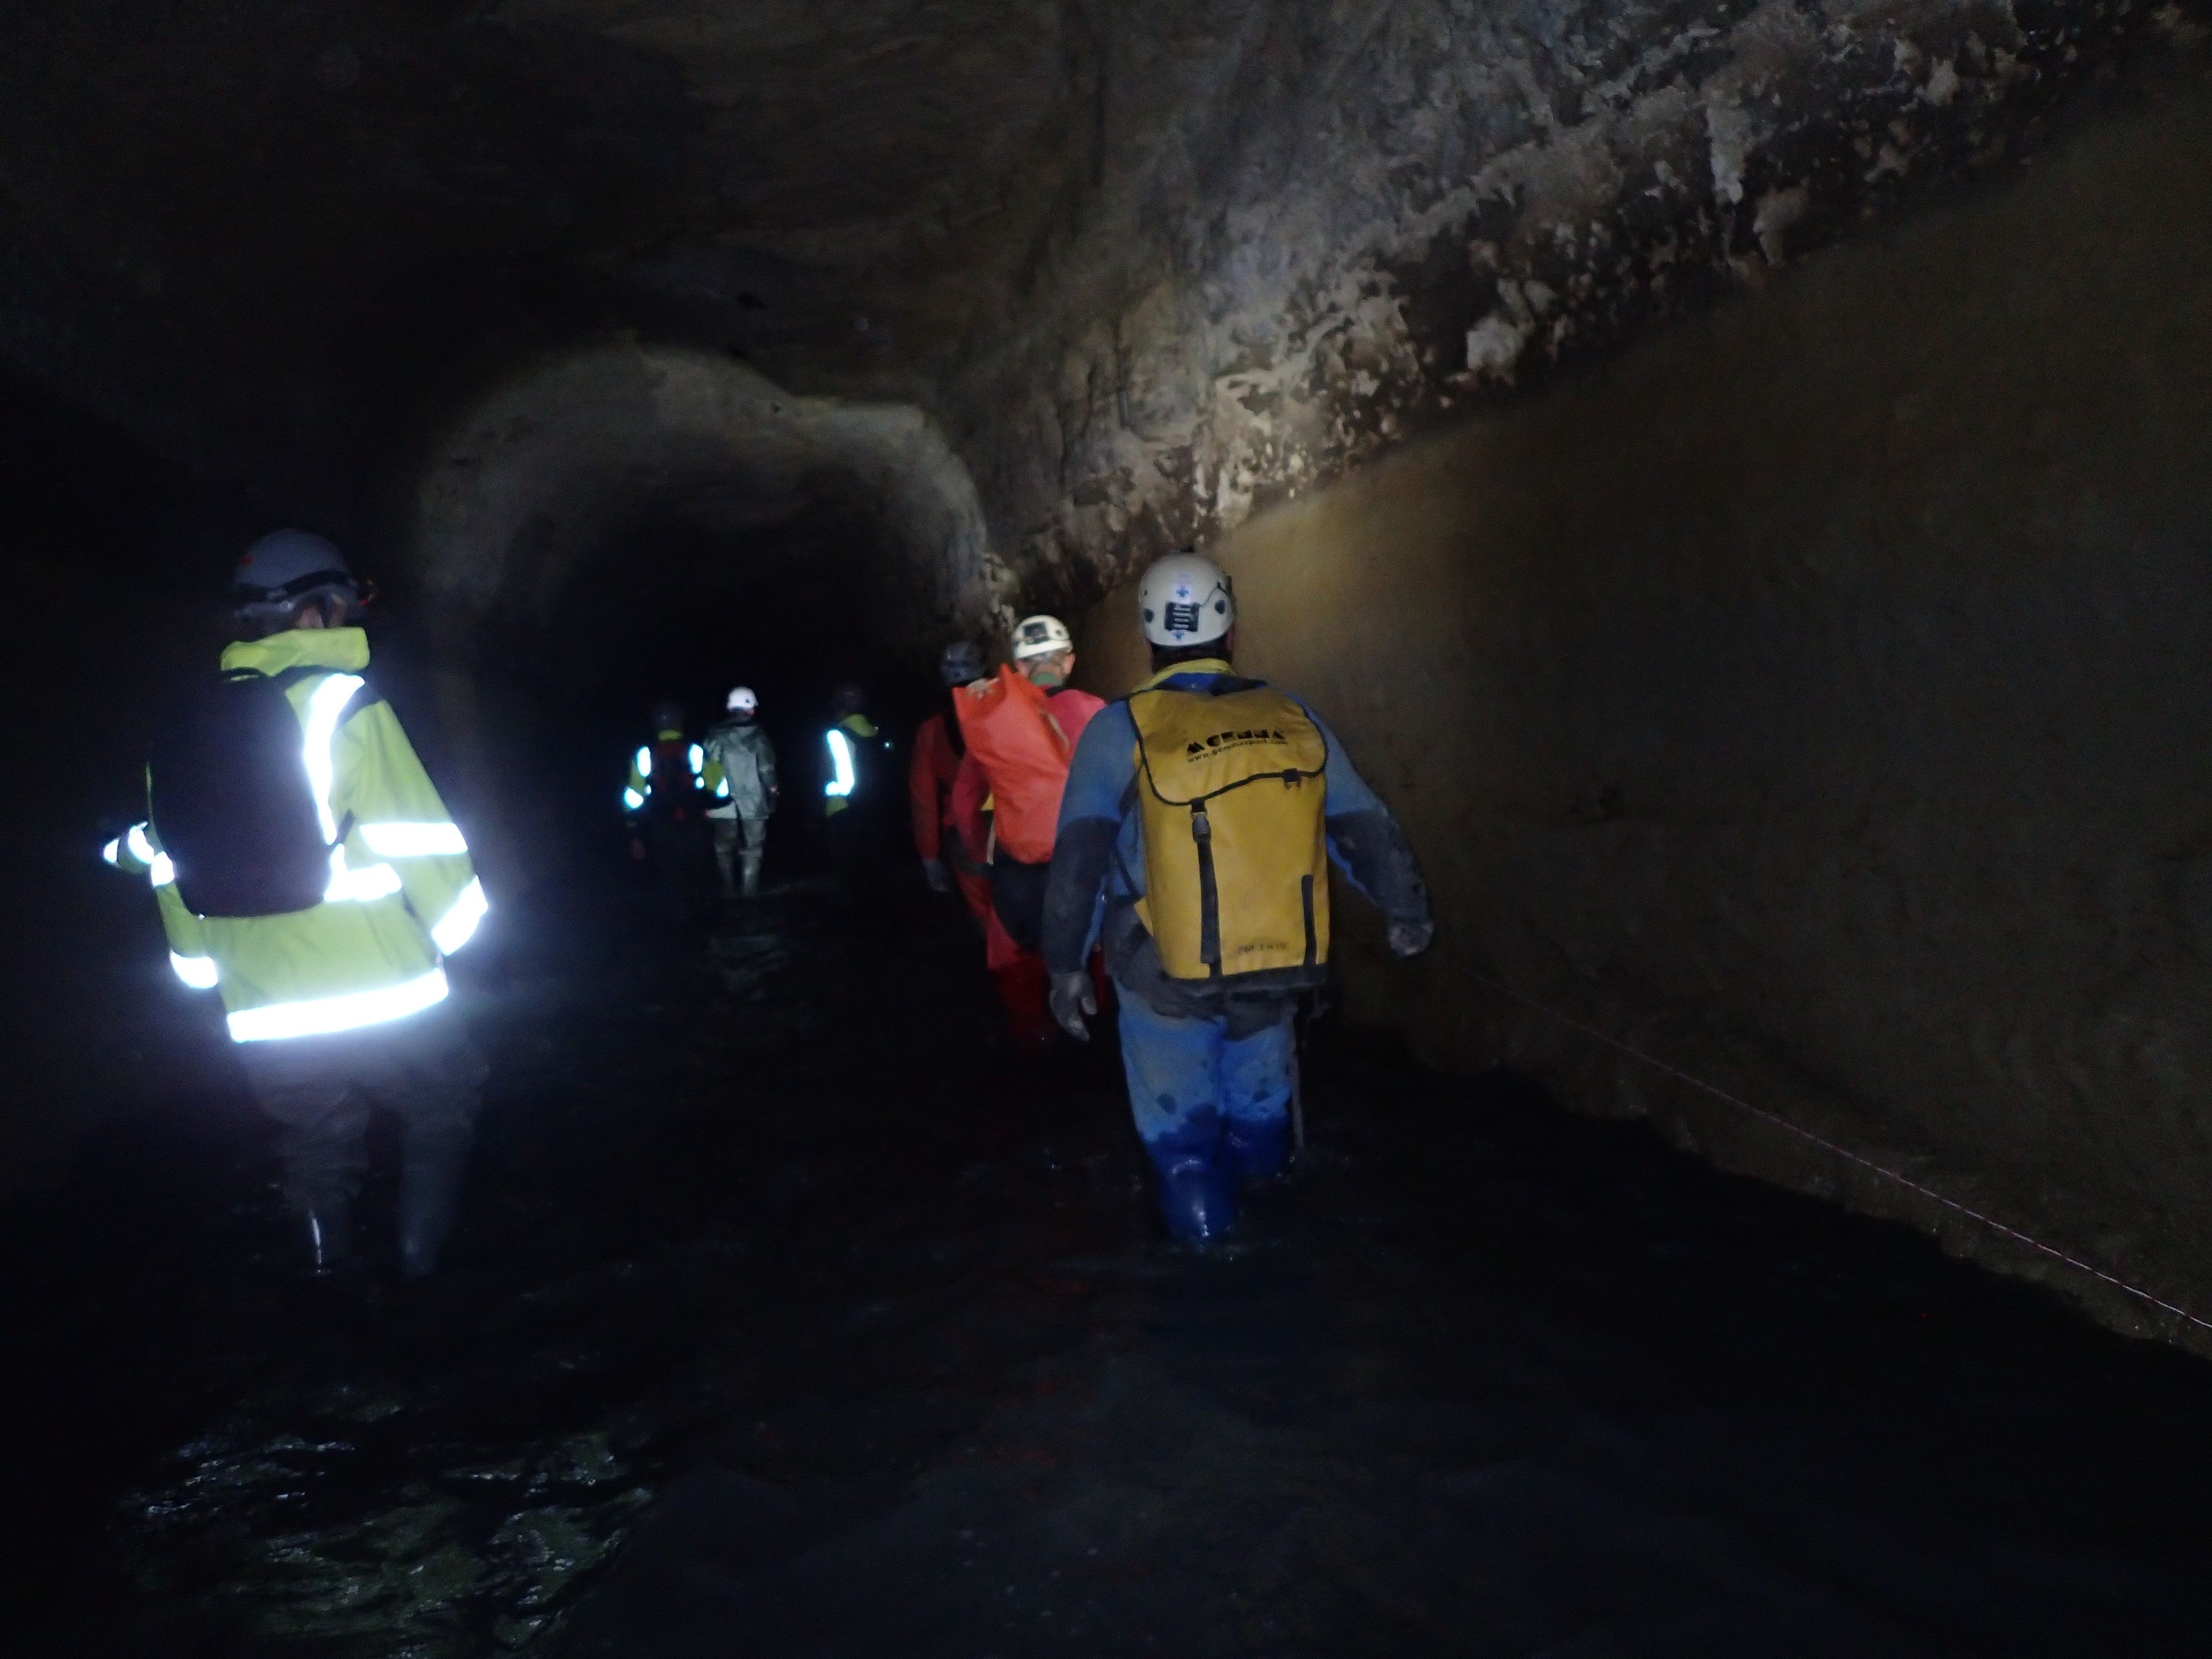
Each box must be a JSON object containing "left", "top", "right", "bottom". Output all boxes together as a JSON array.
[
  {"left": 106, "top": 626, "right": 484, "bottom": 1043},
  {"left": 823, "top": 713, "right": 883, "bottom": 817}
]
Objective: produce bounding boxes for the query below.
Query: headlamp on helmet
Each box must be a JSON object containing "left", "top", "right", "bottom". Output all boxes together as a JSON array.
[{"left": 1136, "top": 551, "right": 1234, "bottom": 648}]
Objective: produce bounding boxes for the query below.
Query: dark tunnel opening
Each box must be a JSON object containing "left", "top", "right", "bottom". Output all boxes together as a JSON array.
[
  {"left": 7, "top": 6, "right": 2212, "bottom": 1657},
  {"left": 515, "top": 512, "right": 909, "bottom": 884}
]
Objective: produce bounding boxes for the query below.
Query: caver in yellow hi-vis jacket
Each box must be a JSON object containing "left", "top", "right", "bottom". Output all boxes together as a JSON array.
[
  {"left": 822, "top": 711, "right": 885, "bottom": 817},
  {"left": 104, "top": 627, "right": 487, "bottom": 1043}
]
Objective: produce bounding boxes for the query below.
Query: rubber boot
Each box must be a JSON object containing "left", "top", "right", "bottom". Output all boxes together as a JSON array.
[
  {"left": 302, "top": 1202, "right": 355, "bottom": 1277},
  {"left": 1149, "top": 1146, "right": 1240, "bottom": 1245},
  {"left": 1222, "top": 1112, "right": 1291, "bottom": 1183},
  {"left": 1155, "top": 1154, "right": 1239, "bottom": 1244},
  {"left": 740, "top": 851, "right": 763, "bottom": 899},
  {"left": 397, "top": 1138, "right": 470, "bottom": 1280},
  {"left": 992, "top": 957, "right": 1055, "bottom": 1054}
]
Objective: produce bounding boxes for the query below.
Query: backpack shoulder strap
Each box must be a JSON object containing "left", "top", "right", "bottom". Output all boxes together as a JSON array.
[
  {"left": 1110, "top": 774, "right": 1144, "bottom": 896},
  {"left": 259, "top": 663, "right": 383, "bottom": 722},
  {"left": 336, "top": 678, "right": 383, "bottom": 724}
]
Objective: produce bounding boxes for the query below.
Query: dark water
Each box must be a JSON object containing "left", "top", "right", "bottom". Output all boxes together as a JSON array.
[{"left": 7, "top": 877, "right": 2212, "bottom": 1656}]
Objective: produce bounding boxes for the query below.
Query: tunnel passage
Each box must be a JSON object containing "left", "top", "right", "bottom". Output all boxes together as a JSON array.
[
  {"left": 8, "top": 3, "right": 2212, "bottom": 1655},
  {"left": 395, "top": 345, "right": 1000, "bottom": 880},
  {"left": 410, "top": 347, "right": 993, "bottom": 633}
]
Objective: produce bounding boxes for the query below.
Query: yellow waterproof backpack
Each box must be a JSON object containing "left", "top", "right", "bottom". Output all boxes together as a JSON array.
[{"left": 1129, "top": 683, "right": 1330, "bottom": 982}]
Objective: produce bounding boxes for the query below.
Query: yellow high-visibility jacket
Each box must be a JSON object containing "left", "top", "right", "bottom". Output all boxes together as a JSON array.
[
  {"left": 623, "top": 730, "right": 703, "bottom": 816},
  {"left": 105, "top": 627, "right": 486, "bottom": 1044},
  {"left": 822, "top": 713, "right": 883, "bottom": 817}
]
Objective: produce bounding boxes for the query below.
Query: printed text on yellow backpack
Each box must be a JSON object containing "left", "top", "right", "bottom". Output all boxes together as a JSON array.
[{"left": 1129, "top": 685, "right": 1329, "bottom": 982}]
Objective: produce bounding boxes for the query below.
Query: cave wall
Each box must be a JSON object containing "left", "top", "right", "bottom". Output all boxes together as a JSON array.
[
  {"left": 9, "top": 2, "right": 2201, "bottom": 595},
  {"left": 1073, "top": 81, "right": 2212, "bottom": 1347},
  {"left": 969, "top": 0, "right": 2209, "bottom": 612}
]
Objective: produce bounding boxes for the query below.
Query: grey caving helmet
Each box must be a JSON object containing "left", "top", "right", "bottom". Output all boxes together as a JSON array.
[
  {"left": 232, "top": 530, "right": 362, "bottom": 621},
  {"left": 938, "top": 641, "right": 985, "bottom": 686}
]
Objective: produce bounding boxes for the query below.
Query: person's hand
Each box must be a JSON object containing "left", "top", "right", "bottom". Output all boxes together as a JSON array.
[
  {"left": 1387, "top": 917, "right": 1434, "bottom": 958},
  {"left": 1049, "top": 971, "right": 1097, "bottom": 1041},
  {"left": 921, "top": 857, "right": 951, "bottom": 894},
  {"left": 628, "top": 838, "right": 647, "bottom": 863}
]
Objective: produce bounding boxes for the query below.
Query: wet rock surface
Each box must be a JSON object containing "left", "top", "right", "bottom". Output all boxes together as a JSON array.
[{"left": 6, "top": 877, "right": 2212, "bottom": 1655}]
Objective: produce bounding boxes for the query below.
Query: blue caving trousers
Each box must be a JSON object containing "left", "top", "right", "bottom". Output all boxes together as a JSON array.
[{"left": 1115, "top": 991, "right": 1297, "bottom": 1244}]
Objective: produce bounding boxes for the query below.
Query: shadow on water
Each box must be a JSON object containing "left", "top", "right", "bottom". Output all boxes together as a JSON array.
[{"left": 7, "top": 871, "right": 2212, "bottom": 1656}]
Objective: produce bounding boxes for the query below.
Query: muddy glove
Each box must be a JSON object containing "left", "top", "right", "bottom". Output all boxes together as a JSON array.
[
  {"left": 1049, "top": 971, "right": 1098, "bottom": 1041},
  {"left": 921, "top": 857, "right": 951, "bottom": 894},
  {"left": 1387, "top": 917, "right": 1434, "bottom": 958}
]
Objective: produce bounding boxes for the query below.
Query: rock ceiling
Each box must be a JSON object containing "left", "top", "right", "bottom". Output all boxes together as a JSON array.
[{"left": 1, "top": 1, "right": 2200, "bottom": 625}]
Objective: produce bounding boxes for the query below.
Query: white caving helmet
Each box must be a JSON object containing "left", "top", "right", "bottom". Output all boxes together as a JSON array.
[
  {"left": 727, "top": 686, "right": 759, "bottom": 714},
  {"left": 1010, "top": 614, "right": 1074, "bottom": 661},
  {"left": 1137, "top": 550, "right": 1234, "bottom": 648}
]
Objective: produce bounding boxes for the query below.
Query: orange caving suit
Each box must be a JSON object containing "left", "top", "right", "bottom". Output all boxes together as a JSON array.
[
  {"left": 910, "top": 712, "right": 994, "bottom": 930},
  {"left": 953, "top": 686, "right": 1109, "bottom": 1048}
]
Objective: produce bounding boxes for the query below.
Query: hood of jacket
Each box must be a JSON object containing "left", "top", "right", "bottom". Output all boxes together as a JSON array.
[{"left": 220, "top": 625, "right": 372, "bottom": 676}]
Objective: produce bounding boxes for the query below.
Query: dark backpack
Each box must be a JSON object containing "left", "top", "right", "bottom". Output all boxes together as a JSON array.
[
  {"left": 148, "top": 669, "right": 347, "bottom": 917},
  {"left": 646, "top": 735, "right": 703, "bottom": 822}
]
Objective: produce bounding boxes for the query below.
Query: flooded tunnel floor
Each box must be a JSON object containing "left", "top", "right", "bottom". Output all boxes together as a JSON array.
[{"left": 9, "top": 879, "right": 2212, "bottom": 1657}]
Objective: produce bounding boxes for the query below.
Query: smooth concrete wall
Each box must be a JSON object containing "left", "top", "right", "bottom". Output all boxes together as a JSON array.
[{"left": 1074, "top": 85, "right": 2212, "bottom": 1348}]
